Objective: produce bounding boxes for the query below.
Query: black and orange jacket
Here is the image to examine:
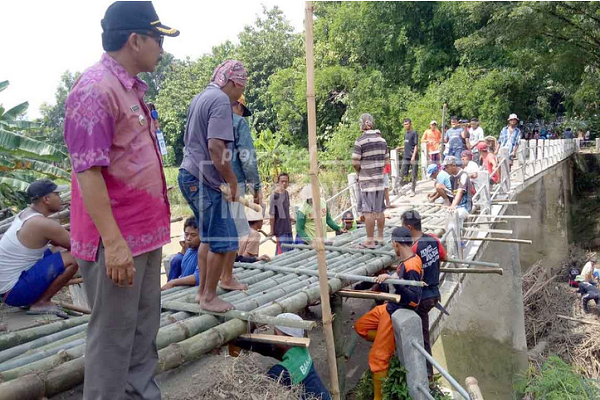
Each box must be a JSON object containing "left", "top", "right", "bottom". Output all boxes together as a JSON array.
[{"left": 386, "top": 255, "right": 423, "bottom": 316}]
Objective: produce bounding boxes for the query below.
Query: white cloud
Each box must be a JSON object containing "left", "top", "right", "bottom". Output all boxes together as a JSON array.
[{"left": 0, "top": 0, "right": 305, "bottom": 119}]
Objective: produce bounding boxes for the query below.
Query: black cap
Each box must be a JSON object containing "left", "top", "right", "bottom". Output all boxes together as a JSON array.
[
  {"left": 101, "top": 1, "right": 180, "bottom": 37},
  {"left": 342, "top": 211, "right": 354, "bottom": 221},
  {"left": 26, "top": 179, "right": 69, "bottom": 201},
  {"left": 391, "top": 227, "right": 413, "bottom": 244}
]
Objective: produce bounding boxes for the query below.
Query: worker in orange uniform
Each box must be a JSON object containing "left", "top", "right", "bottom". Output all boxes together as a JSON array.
[{"left": 354, "top": 226, "right": 423, "bottom": 400}]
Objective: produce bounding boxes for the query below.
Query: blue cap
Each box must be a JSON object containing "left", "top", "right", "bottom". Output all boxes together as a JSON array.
[{"left": 426, "top": 164, "right": 439, "bottom": 178}]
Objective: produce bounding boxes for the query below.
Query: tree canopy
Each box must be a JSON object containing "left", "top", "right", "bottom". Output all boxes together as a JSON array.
[{"left": 35, "top": 2, "right": 600, "bottom": 177}]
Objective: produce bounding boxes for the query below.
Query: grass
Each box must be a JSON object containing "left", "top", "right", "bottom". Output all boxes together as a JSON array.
[{"left": 164, "top": 167, "right": 193, "bottom": 219}]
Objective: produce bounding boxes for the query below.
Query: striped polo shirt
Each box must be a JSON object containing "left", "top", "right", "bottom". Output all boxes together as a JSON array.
[{"left": 352, "top": 130, "right": 389, "bottom": 192}]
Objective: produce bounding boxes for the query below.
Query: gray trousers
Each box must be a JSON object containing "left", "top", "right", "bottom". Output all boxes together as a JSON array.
[{"left": 78, "top": 246, "right": 162, "bottom": 400}]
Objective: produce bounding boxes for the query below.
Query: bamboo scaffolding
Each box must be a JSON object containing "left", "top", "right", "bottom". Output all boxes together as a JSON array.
[
  {"left": 461, "top": 237, "right": 532, "bottom": 245},
  {"left": 52, "top": 301, "right": 90, "bottom": 315},
  {"left": 463, "top": 221, "right": 506, "bottom": 226},
  {"left": 0, "top": 338, "right": 85, "bottom": 372},
  {"left": 161, "top": 301, "right": 317, "bottom": 330}
]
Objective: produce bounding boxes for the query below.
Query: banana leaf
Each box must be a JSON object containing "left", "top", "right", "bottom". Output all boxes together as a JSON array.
[
  {"left": 0, "top": 177, "right": 31, "bottom": 191},
  {"left": 0, "top": 81, "right": 8, "bottom": 93},
  {"left": 16, "top": 159, "right": 71, "bottom": 180},
  {"left": 1, "top": 102, "right": 29, "bottom": 121},
  {"left": 0, "top": 128, "right": 66, "bottom": 161}
]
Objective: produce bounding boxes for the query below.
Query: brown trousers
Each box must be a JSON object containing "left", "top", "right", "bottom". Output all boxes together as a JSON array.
[{"left": 78, "top": 246, "right": 162, "bottom": 400}]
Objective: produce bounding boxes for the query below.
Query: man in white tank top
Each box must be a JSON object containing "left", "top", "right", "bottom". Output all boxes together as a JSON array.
[{"left": 0, "top": 180, "right": 78, "bottom": 318}]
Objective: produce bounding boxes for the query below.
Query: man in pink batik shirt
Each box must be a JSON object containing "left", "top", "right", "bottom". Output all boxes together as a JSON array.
[{"left": 63, "top": 2, "right": 178, "bottom": 399}]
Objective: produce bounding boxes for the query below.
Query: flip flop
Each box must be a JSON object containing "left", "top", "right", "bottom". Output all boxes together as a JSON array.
[
  {"left": 355, "top": 242, "right": 376, "bottom": 250},
  {"left": 27, "top": 305, "right": 69, "bottom": 319}
]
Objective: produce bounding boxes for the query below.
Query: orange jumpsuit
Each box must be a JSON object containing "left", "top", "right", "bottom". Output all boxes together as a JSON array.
[{"left": 354, "top": 255, "right": 423, "bottom": 372}]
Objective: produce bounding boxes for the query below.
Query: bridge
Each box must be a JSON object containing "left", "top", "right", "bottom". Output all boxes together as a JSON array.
[{"left": 0, "top": 138, "right": 584, "bottom": 399}]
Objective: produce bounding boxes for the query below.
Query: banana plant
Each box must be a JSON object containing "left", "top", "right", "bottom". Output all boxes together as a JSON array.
[{"left": 0, "top": 80, "right": 70, "bottom": 212}]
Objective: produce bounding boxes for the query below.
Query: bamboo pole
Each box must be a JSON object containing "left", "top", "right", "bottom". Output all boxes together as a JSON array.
[
  {"left": 338, "top": 289, "right": 401, "bottom": 303},
  {"left": 461, "top": 237, "right": 532, "bottom": 245},
  {"left": 304, "top": 3, "right": 340, "bottom": 397},
  {"left": 161, "top": 301, "right": 317, "bottom": 330},
  {"left": 462, "top": 227, "right": 513, "bottom": 235},
  {"left": 234, "top": 261, "right": 426, "bottom": 287},
  {"left": 52, "top": 301, "right": 90, "bottom": 315},
  {"left": 463, "top": 221, "right": 507, "bottom": 226},
  {"left": 0, "top": 315, "right": 90, "bottom": 351},
  {"left": 440, "top": 268, "right": 503, "bottom": 275},
  {"left": 282, "top": 243, "right": 500, "bottom": 268},
  {"left": 556, "top": 315, "right": 600, "bottom": 327},
  {"left": 465, "top": 377, "right": 485, "bottom": 400},
  {"left": 239, "top": 334, "right": 310, "bottom": 348},
  {"left": 65, "top": 278, "right": 84, "bottom": 286},
  {"left": 331, "top": 294, "right": 346, "bottom": 397}
]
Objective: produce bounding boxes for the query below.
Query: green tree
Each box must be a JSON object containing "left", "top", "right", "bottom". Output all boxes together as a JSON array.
[
  {"left": 37, "top": 70, "right": 80, "bottom": 151},
  {"left": 139, "top": 52, "right": 176, "bottom": 103},
  {"left": 236, "top": 6, "right": 303, "bottom": 133}
]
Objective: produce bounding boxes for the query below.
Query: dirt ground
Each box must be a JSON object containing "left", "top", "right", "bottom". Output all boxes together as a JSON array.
[{"left": 50, "top": 297, "right": 375, "bottom": 399}]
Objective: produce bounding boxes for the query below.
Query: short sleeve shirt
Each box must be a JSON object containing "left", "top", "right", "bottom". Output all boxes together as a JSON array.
[
  {"left": 422, "top": 129, "right": 441, "bottom": 154},
  {"left": 436, "top": 170, "right": 452, "bottom": 191},
  {"left": 180, "top": 85, "right": 234, "bottom": 191},
  {"left": 469, "top": 127, "right": 485, "bottom": 150},
  {"left": 352, "top": 130, "right": 388, "bottom": 192},
  {"left": 450, "top": 169, "right": 472, "bottom": 211},
  {"left": 403, "top": 130, "right": 419, "bottom": 159},
  {"left": 445, "top": 127, "right": 465, "bottom": 153},
  {"left": 64, "top": 54, "right": 170, "bottom": 261},
  {"left": 269, "top": 191, "right": 292, "bottom": 236}
]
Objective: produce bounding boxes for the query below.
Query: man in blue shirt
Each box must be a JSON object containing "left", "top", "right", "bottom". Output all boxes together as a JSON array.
[
  {"left": 161, "top": 217, "right": 201, "bottom": 289},
  {"left": 444, "top": 116, "right": 468, "bottom": 164},
  {"left": 498, "top": 113, "right": 521, "bottom": 163},
  {"left": 564, "top": 128, "right": 574, "bottom": 139},
  {"left": 426, "top": 164, "right": 453, "bottom": 205}
]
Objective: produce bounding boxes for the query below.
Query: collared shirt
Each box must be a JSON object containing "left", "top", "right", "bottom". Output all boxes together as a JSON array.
[
  {"left": 499, "top": 126, "right": 521, "bottom": 155},
  {"left": 352, "top": 130, "right": 389, "bottom": 192},
  {"left": 64, "top": 54, "right": 171, "bottom": 261}
]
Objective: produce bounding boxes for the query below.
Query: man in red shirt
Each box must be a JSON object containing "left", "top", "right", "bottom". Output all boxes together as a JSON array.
[
  {"left": 401, "top": 210, "right": 447, "bottom": 383},
  {"left": 64, "top": 2, "right": 178, "bottom": 398},
  {"left": 477, "top": 142, "right": 500, "bottom": 184}
]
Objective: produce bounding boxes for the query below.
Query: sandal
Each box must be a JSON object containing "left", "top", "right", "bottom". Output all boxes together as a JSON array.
[
  {"left": 354, "top": 242, "right": 376, "bottom": 250},
  {"left": 27, "top": 304, "right": 69, "bottom": 319}
]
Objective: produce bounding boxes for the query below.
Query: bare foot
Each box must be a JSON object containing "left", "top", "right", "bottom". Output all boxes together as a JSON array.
[
  {"left": 220, "top": 278, "right": 248, "bottom": 291},
  {"left": 195, "top": 293, "right": 205, "bottom": 304},
  {"left": 201, "top": 296, "right": 234, "bottom": 313}
]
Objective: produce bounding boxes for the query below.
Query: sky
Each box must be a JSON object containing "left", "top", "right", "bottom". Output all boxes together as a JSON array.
[{"left": 1, "top": 0, "right": 305, "bottom": 119}]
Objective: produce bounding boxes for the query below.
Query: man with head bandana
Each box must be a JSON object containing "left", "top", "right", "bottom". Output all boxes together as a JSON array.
[{"left": 179, "top": 60, "right": 247, "bottom": 312}]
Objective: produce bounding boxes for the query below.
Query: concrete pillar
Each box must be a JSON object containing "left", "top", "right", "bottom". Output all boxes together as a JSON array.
[{"left": 392, "top": 309, "right": 429, "bottom": 400}]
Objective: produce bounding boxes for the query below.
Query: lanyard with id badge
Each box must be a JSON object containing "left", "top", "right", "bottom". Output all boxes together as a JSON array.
[{"left": 150, "top": 109, "right": 168, "bottom": 156}]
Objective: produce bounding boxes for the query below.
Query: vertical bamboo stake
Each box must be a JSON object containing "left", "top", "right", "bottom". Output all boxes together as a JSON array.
[
  {"left": 304, "top": 3, "right": 341, "bottom": 399},
  {"left": 441, "top": 102, "right": 447, "bottom": 157}
]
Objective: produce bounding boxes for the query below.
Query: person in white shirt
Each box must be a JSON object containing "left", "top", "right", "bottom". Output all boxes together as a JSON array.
[
  {"left": 0, "top": 180, "right": 78, "bottom": 318},
  {"left": 469, "top": 118, "right": 485, "bottom": 163}
]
